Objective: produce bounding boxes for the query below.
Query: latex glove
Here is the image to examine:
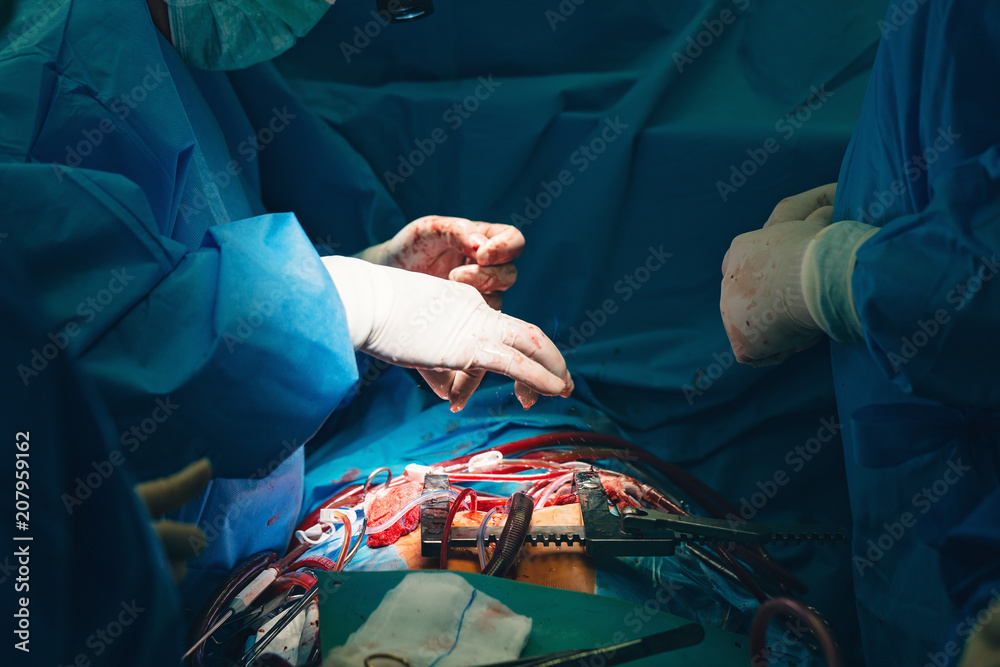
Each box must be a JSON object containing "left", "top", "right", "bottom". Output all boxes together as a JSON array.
[
  {"left": 960, "top": 613, "right": 1000, "bottom": 667},
  {"left": 357, "top": 216, "right": 522, "bottom": 311},
  {"left": 354, "top": 216, "right": 530, "bottom": 408},
  {"left": 324, "top": 256, "right": 573, "bottom": 411},
  {"left": 764, "top": 183, "right": 837, "bottom": 228},
  {"left": 720, "top": 216, "right": 831, "bottom": 366},
  {"left": 135, "top": 458, "right": 212, "bottom": 583}
]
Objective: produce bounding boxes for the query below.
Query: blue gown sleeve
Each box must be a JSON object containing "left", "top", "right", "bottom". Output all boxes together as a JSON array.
[
  {"left": 848, "top": 0, "right": 1000, "bottom": 407},
  {"left": 4, "top": 163, "right": 359, "bottom": 480},
  {"left": 851, "top": 154, "right": 1000, "bottom": 406}
]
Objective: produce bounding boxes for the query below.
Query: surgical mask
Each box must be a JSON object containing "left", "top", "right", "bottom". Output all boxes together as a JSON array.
[{"left": 164, "top": 0, "right": 334, "bottom": 71}]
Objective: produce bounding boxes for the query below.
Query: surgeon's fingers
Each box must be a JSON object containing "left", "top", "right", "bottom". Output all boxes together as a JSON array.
[
  {"left": 418, "top": 369, "right": 456, "bottom": 401},
  {"left": 804, "top": 205, "right": 834, "bottom": 225},
  {"left": 417, "top": 368, "right": 486, "bottom": 412},
  {"left": 469, "top": 341, "right": 573, "bottom": 397},
  {"left": 417, "top": 216, "right": 490, "bottom": 262},
  {"left": 764, "top": 183, "right": 837, "bottom": 228},
  {"left": 514, "top": 381, "right": 539, "bottom": 410},
  {"left": 136, "top": 458, "right": 213, "bottom": 516},
  {"left": 467, "top": 313, "right": 573, "bottom": 396},
  {"left": 449, "top": 369, "right": 486, "bottom": 412},
  {"left": 155, "top": 520, "right": 206, "bottom": 559},
  {"left": 499, "top": 317, "right": 573, "bottom": 396},
  {"left": 449, "top": 263, "right": 518, "bottom": 293},
  {"left": 474, "top": 223, "right": 525, "bottom": 265},
  {"left": 153, "top": 519, "right": 206, "bottom": 582}
]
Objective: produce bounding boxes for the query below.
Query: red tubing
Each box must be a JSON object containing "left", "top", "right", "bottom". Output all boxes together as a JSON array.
[
  {"left": 271, "top": 571, "right": 318, "bottom": 594},
  {"left": 291, "top": 431, "right": 805, "bottom": 595},
  {"left": 289, "top": 556, "right": 338, "bottom": 572},
  {"left": 750, "top": 597, "right": 843, "bottom": 667},
  {"left": 440, "top": 488, "right": 477, "bottom": 568}
]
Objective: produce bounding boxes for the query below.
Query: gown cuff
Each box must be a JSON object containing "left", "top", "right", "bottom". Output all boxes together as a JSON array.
[{"left": 801, "top": 220, "right": 880, "bottom": 343}]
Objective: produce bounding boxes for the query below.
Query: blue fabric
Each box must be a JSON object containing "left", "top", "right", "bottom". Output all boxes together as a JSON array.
[
  {"left": 0, "top": 0, "right": 361, "bottom": 615},
  {"left": 276, "top": 1, "right": 887, "bottom": 662},
  {"left": 833, "top": 1, "right": 1000, "bottom": 663},
  {"left": 0, "top": 274, "right": 183, "bottom": 665}
]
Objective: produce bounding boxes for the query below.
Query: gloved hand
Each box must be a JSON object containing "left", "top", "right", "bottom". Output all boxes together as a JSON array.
[
  {"left": 355, "top": 216, "right": 527, "bottom": 408},
  {"left": 763, "top": 183, "right": 837, "bottom": 228},
  {"left": 960, "top": 613, "right": 1000, "bottom": 667},
  {"left": 135, "top": 458, "right": 212, "bottom": 583},
  {"left": 720, "top": 211, "right": 833, "bottom": 367},
  {"left": 357, "top": 216, "right": 523, "bottom": 311},
  {"left": 323, "top": 256, "right": 573, "bottom": 411}
]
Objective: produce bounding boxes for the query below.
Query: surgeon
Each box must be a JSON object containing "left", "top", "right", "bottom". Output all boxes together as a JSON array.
[
  {"left": 0, "top": 0, "right": 572, "bottom": 626},
  {"left": 719, "top": 2, "right": 1000, "bottom": 665}
]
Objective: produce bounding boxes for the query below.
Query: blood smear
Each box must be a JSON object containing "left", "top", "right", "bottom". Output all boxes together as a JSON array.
[{"left": 364, "top": 481, "right": 423, "bottom": 547}]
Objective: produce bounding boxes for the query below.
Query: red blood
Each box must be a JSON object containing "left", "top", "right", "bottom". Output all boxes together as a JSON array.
[
  {"left": 599, "top": 474, "right": 642, "bottom": 506},
  {"left": 267, "top": 513, "right": 281, "bottom": 527},
  {"left": 551, "top": 493, "right": 579, "bottom": 506},
  {"left": 365, "top": 481, "right": 424, "bottom": 547},
  {"left": 337, "top": 467, "right": 361, "bottom": 483}
]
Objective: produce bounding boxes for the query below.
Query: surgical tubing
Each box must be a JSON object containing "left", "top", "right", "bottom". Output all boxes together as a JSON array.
[
  {"left": 482, "top": 492, "right": 534, "bottom": 577},
  {"left": 272, "top": 570, "right": 318, "bottom": 594},
  {"left": 750, "top": 597, "right": 843, "bottom": 667},
  {"left": 365, "top": 490, "right": 457, "bottom": 535},
  {"left": 448, "top": 432, "right": 803, "bottom": 592},
  {"left": 325, "top": 509, "right": 354, "bottom": 571},
  {"left": 340, "top": 515, "right": 367, "bottom": 570},
  {"left": 534, "top": 472, "right": 575, "bottom": 509},
  {"left": 289, "top": 555, "right": 338, "bottom": 572},
  {"left": 185, "top": 550, "right": 278, "bottom": 667},
  {"left": 440, "top": 488, "right": 477, "bottom": 568},
  {"left": 292, "top": 484, "right": 364, "bottom": 548},
  {"left": 446, "top": 470, "right": 567, "bottom": 482},
  {"left": 477, "top": 507, "right": 498, "bottom": 570}
]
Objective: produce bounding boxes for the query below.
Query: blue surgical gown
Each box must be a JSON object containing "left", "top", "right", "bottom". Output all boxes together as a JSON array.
[
  {"left": 0, "top": 277, "right": 183, "bottom": 666},
  {"left": 0, "top": 0, "right": 382, "bottom": 613},
  {"left": 833, "top": 1, "right": 1000, "bottom": 663}
]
